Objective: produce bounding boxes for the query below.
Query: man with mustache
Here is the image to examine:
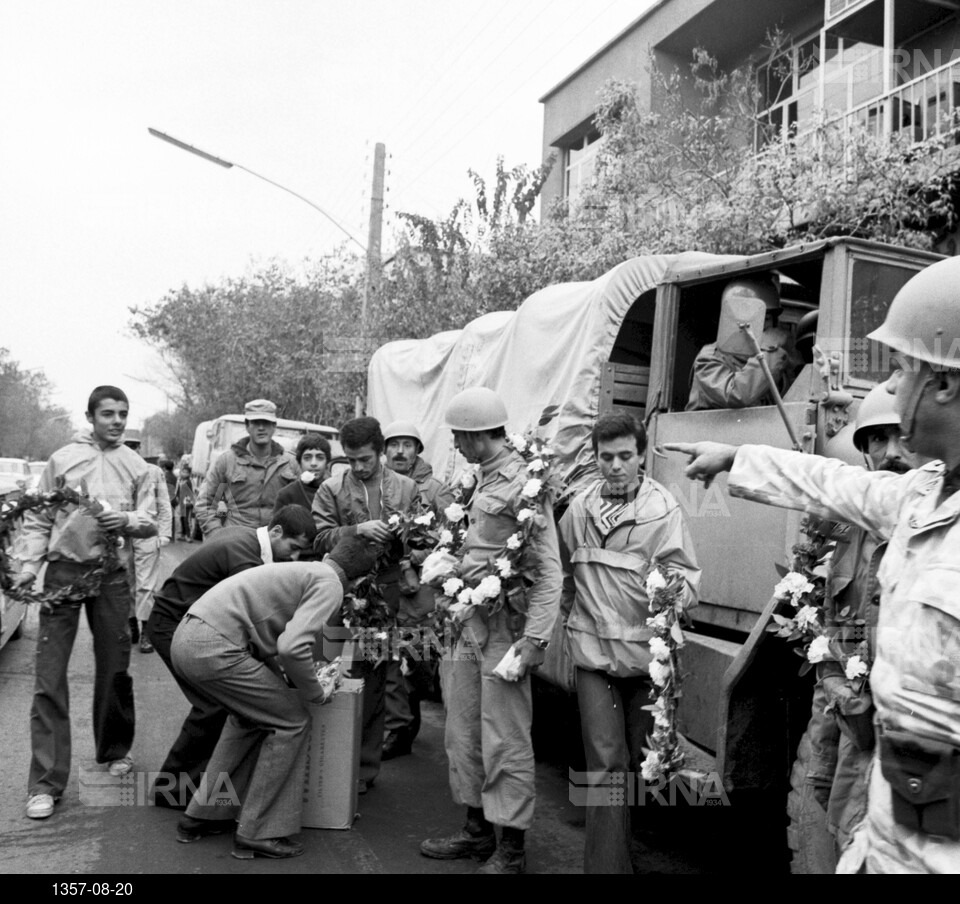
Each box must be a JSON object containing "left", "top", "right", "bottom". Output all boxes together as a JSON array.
[
  {"left": 791, "top": 383, "right": 918, "bottom": 873},
  {"left": 381, "top": 420, "right": 454, "bottom": 760}
]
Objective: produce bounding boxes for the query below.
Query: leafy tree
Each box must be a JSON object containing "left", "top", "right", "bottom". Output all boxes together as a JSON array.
[{"left": 0, "top": 349, "right": 73, "bottom": 460}]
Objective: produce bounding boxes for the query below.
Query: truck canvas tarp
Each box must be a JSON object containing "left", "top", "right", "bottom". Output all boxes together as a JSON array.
[{"left": 367, "top": 251, "right": 727, "bottom": 493}]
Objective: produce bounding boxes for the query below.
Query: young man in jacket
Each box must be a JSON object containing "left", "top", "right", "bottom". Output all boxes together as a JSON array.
[
  {"left": 559, "top": 412, "right": 700, "bottom": 873},
  {"left": 312, "top": 416, "right": 419, "bottom": 793},
  {"left": 194, "top": 399, "right": 299, "bottom": 536},
  {"left": 14, "top": 386, "right": 159, "bottom": 820}
]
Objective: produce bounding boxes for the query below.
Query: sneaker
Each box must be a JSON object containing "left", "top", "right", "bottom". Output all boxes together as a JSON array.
[
  {"left": 26, "top": 793, "right": 55, "bottom": 819},
  {"left": 108, "top": 756, "right": 133, "bottom": 777},
  {"left": 139, "top": 635, "right": 154, "bottom": 654}
]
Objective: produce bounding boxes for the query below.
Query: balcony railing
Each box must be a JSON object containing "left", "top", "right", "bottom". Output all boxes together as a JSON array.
[{"left": 844, "top": 55, "right": 960, "bottom": 143}]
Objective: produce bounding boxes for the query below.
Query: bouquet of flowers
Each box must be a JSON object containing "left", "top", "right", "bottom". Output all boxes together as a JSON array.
[
  {"left": 640, "top": 565, "right": 688, "bottom": 782},
  {"left": 765, "top": 516, "right": 871, "bottom": 692},
  {"left": 421, "top": 406, "right": 565, "bottom": 633}
]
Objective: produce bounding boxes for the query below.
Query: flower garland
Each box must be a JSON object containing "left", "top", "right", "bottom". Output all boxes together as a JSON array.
[
  {"left": 640, "top": 565, "right": 688, "bottom": 782},
  {"left": 419, "top": 408, "right": 564, "bottom": 632},
  {"left": 766, "top": 516, "right": 871, "bottom": 689},
  {"left": 0, "top": 478, "right": 121, "bottom": 612}
]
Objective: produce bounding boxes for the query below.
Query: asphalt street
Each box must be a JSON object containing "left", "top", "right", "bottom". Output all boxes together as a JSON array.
[{"left": 0, "top": 540, "right": 723, "bottom": 877}]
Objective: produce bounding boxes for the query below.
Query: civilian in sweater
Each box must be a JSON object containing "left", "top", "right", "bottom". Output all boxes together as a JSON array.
[{"left": 146, "top": 505, "right": 316, "bottom": 808}]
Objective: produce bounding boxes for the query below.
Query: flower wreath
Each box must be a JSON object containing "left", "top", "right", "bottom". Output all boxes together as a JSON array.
[
  {"left": 0, "top": 478, "right": 121, "bottom": 612},
  {"left": 640, "top": 565, "right": 688, "bottom": 782},
  {"left": 419, "top": 406, "right": 564, "bottom": 632},
  {"left": 765, "top": 515, "right": 871, "bottom": 691}
]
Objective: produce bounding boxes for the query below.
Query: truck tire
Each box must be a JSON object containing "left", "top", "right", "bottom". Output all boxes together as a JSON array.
[{"left": 786, "top": 725, "right": 837, "bottom": 874}]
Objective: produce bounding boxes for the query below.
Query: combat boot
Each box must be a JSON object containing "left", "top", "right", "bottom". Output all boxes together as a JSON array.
[
  {"left": 476, "top": 839, "right": 526, "bottom": 874},
  {"left": 421, "top": 807, "right": 495, "bottom": 861}
]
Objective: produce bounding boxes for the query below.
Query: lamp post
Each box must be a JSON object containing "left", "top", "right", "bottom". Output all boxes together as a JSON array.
[
  {"left": 147, "top": 128, "right": 382, "bottom": 417},
  {"left": 147, "top": 128, "right": 367, "bottom": 253}
]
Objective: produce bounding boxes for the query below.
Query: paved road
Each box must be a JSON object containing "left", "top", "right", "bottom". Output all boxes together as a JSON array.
[{"left": 0, "top": 540, "right": 734, "bottom": 876}]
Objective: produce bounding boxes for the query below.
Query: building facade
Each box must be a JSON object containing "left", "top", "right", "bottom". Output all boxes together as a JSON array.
[{"left": 540, "top": 0, "right": 960, "bottom": 212}]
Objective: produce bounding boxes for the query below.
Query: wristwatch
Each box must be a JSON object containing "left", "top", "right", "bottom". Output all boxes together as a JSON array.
[{"left": 525, "top": 636, "right": 549, "bottom": 650}]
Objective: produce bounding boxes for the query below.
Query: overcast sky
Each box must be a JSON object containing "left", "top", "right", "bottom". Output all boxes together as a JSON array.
[{"left": 0, "top": 0, "right": 653, "bottom": 429}]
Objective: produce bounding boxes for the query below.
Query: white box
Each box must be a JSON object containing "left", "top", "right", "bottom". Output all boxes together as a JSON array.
[{"left": 301, "top": 677, "right": 364, "bottom": 830}]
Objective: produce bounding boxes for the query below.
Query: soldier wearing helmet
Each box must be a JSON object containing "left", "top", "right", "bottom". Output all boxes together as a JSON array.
[
  {"left": 420, "top": 387, "right": 561, "bottom": 874},
  {"left": 686, "top": 277, "right": 800, "bottom": 411},
  {"left": 381, "top": 420, "right": 454, "bottom": 761},
  {"left": 665, "top": 254, "right": 960, "bottom": 873},
  {"left": 792, "top": 384, "right": 918, "bottom": 873}
]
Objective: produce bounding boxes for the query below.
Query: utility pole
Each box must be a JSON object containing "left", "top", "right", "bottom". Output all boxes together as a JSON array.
[{"left": 357, "top": 142, "right": 386, "bottom": 416}]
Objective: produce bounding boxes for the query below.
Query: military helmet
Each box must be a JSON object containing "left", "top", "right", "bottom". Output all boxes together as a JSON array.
[
  {"left": 383, "top": 420, "right": 423, "bottom": 452},
  {"left": 444, "top": 387, "right": 509, "bottom": 432},
  {"left": 721, "top": 277, "right": 781, "bottom": 312},
  {"left": 852, "top": 383, "right": 900, "bottom": 453},
  {"left": 867, "top": 257, "right": 960, "bottom": 370},
  {"left": 823, "top": 423, "right": 862, "bottom": 466}
]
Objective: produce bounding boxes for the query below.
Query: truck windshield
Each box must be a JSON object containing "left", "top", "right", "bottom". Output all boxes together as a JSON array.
[{"left": 848, "top": 257, "right": 922, "bottom": 384}]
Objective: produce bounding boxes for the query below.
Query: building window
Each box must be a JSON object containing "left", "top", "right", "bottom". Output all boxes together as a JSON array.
[{"left": 564, "top": 131, "right": 603, "bottom": 206}]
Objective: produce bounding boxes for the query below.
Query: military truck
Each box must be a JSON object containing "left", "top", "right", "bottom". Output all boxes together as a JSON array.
[{"left": 367, "top": 237, "right": 944, "bottom": 856}]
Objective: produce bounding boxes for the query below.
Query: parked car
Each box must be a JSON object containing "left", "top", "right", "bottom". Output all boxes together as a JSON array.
[
  {"left": 0, "top": 458, "right": 31, "bottom": 502},
  {"left": 26, "top": 461, "right": 47, "bottom": 492}
]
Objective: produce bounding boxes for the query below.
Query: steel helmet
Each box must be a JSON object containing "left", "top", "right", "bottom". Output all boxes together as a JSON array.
[
  {"left": 721, "top": 277, "right": 781, "bottom": 312},
  {"left": 852, "top": 383, "right": 900, "bottom": 453},
  {"left": 444, "top": 387, "right": 509, "bottom": 431},
  {"left": 383, "top": 420, "right": 423, "bottom": 451},
  {"left": 823, "top": 423, "right": 862, "bottom": 466},
  {"left": 867, "top": 257, "right": 960, "bottom": 369}
]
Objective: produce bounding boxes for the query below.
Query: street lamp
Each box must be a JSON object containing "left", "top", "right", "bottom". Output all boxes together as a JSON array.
[{"left": 147, "top": 128, "right": 367, "bottom": 254}]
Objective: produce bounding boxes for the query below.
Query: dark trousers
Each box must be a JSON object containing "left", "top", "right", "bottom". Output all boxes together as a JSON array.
[
  {"left": 576, "top": 667, "right": 654, "bottom": 874},
  {"left": 146, "top": 606, "right": 228, "bottom": 803},
  {"left": 28, "top": 564, "right": 135, "bottom": 797},
  {"left": 349, "top": 658, "right": 389, "bottom": 783}
]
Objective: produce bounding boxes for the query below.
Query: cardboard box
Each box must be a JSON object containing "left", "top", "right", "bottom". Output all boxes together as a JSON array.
[{"left": 301, "top": 677, "right": 364, "bottom": 830}]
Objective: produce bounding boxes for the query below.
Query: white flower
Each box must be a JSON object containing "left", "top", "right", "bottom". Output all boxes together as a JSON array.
[
  {"left": 526, "top": 458, "right": 544, "bottom": 474},
  {"left": 509, "top": 433, "right": 527, "bottom": 453},
  {"left": 414, "top": 511, "right": 435, "bottom": 526},
  {"left": 439, "top": 529, "right": 454, "bottom": 546},
  {"left": 459, "top": 467, "right": 478, "bottom": 489},
  {"left": 646, "top": 613, "right": 668, "bottom": 630},
  {"left": 649, "top": 660, "right": 671, "bottom": 687},
  {"left": 774, "top": 572, "right": 815, "bottom": 604},
  {"left": 387, "top": 513, "right": 402, "bottom": 527},
  {"left": 795, "top": 606, "right": 820, "bottom": 631},
  {"left": 420, "top": 549, "right": 458, "bottom": 584},
  {"left": 649, "top": 636, "right": 671, "bottom": 662},
  {"left": 806, "top": 636, "right": 832, "bottom": 664},
  {"left": 353, "top": 599, "right": 368, "bottom": 611},
  {"left": 300, "top": 471, "right": 316, "bottom": 484},
  {"left": 375, "top": 631, "right": 389, "bottom": 642},
  {"left": 475, "top": 574, "right": 502, "bottom": 602},
  {"left": 646, "top": 570, "right": 667, "bottom": 596},
  {"left": 506, "top": 533, "right": 523, "bottom": 550},
  {"left": 443, "top": 577, "right": 464, "bottom": 597},
  {"left": 495, "top": 557, "right": 515, "bottom": 578},
  {"left": 516, "top": 508, "right": 534, "bottom": 524},
  {"left": 457, "top": 588, "right": 473, "bottom": 606},
  {"left": 844, "top": 655, "right": 869, "bottom": 681},
  {"left": 654, "top": 710, "right": 671, "bottom": 730},
  {"left": 521, "top": 478, "right": 542, "bottom": 499},
  {"left": 445, "top": 502, "right": 466, "bottom": 523},
  {"left": 640, "top": 750, "right": 663, "bottom": 782}
]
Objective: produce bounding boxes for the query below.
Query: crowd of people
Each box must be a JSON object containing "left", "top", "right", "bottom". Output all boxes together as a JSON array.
[{"left": 11, "top": 255, "right": 960, "bottom": 874}]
